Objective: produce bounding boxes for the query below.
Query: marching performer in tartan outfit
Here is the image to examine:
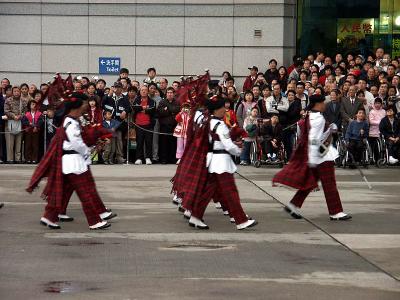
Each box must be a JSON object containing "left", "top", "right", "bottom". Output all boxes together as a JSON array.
[
  {"left": 27, "top": 92, "right": 116, "bottom": 230},
  {"left": 189, "top": 96, "right": 258, "bottom": 230},
  {"left": 272, "top": 94, "right": 351, "bottom": 221}
]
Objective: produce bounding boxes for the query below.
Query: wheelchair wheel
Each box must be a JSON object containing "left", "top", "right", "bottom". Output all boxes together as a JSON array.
[
  {"left": 249, "top": 141, "right": 258, "bottom": 167},
  {"left": 376, "top": 158, "right": 385, "bottom": 168}
]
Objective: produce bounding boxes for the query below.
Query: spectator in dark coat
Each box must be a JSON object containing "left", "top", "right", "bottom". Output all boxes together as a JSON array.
[
  {"left": 324, "top": 89, "right": 342, "bottom": 129},
  {"left": 102, "top": 81, "right": 132, "bottom": 163},
  {"left": 340, "top": 85, "right": 363, "bottom": 133},
  {"left": 157, "top": 87, "right": 180, "bottom": 164},
  {"left": 0, "top": 93, "right": 5, "bottom": 162},
  {"left": 379, "top": 106, "right": 400, "bottom": 164},
  {"left": 282, "top": 89, "right": 301, "bottom": 160},
  {"left": 264, "top": 59, "right": 279, "bottom": 85}
]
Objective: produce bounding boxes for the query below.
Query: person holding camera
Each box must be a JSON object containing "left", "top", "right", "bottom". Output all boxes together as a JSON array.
[{"left": 265, "top": 83, "right": 289, "bottom": 118}]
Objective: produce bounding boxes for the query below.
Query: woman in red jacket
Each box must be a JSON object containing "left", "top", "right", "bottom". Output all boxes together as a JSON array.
[{"left": 22, "top": 100, "right": 42, "bottom": 163}]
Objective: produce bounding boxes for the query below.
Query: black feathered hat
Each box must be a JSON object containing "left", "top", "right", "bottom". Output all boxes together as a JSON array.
[
  {"left": 206, "top": 95, "right": 225, "bottom": 112},
  {"left": 64, "top": 92, "right": 88, "bottom": 112},
  {"left": 306, "top": 94, "right": 325, "bottom": 110}
]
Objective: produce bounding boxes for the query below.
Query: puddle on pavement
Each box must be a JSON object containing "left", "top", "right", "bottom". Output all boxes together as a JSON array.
[
  {"left": 160, "top": 243, "right": 236, "bottom": 251},
  {"left": 43, "top": 281, "right": 99, "bottom": 294},
  {"left": 52, "top": 241, "right": 120, "bottom": 246}
]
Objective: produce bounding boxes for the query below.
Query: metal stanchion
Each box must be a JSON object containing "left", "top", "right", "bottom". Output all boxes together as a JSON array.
[
  {"left": 125, "top": 114, "right": 130, "bottom": 166},
  {"left": 44, "top": 114, "right": 47, "bottom": 153}
]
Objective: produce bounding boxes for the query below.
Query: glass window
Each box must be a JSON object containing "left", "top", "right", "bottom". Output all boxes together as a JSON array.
[{"left": 297, "top": 0, "right": 400, "bottom": 58}]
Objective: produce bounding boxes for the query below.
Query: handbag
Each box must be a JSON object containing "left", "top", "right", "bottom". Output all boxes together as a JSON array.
[
  {"left": 173, "top": 124, "right": 182, "bottom": 137},
  {"left": 128, "top": 127, "right": 136, "bottom": 141}
]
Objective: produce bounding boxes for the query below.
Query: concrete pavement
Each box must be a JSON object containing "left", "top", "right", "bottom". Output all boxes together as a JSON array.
[{"left": 0, "top": 164, "right": 399, "bottom": 299}]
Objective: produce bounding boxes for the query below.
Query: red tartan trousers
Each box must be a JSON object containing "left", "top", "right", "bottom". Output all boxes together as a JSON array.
[
  {"left": 290, "top": 161, "right": 343, "bottom": 215},
  {"left": 60, "top": 169, "right": 107, "bottom": 216},
  {"left": 44, "top": 171, "right": 103, "bottom": 226},
  {"left": 192, "top": 173, "right": 248, "bottom": 225}
]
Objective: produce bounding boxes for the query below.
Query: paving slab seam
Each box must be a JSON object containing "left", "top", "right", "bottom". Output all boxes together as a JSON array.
[{"left": 235, "top": 171, "right": 400, "bottom": 282}]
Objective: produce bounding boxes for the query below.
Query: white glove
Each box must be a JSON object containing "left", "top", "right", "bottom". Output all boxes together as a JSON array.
[{"left": 329, "top": 123, "right": 338, "bottom": 131}]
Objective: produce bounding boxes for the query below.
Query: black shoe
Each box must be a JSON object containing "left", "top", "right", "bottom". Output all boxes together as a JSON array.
[
  {"left": 0, "top": 203, "right": 4, "bottom": 209},
  {"left": 284, "top": 206, "right": 302, "bottom": 219},
  {"left": 178, "top": 206, "right": 185, "bottom": 213},
  {"left": 58, "top": 214, "right": 74, "bottom": 222},
  {"left": 188, "top": 222, "right": 209, "bottom": 230}
]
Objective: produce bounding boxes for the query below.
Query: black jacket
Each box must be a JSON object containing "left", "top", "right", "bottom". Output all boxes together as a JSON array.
[
  {"left": 285, "top": 99, "right": 302, "bottom": 128},
  {"left": 0, "top": 94, "right": 4, "bottom": 127},
  {"left": 264, "top": 69, "right": 279, "bottom": 85},
  {"left": 157, "top": 98, "right": 180, "bottom": 127},
  {"left": 102, "top": 93, "right": 132, "bottom": 122},
  {"left": 259, "top": 123, "right": 282, "bottom": 142},
  {"left": 324, "top": 101, "right": 342, "bottom": 129},
  {"left": 379, "top": 116, "right": 400, "bottom": 138},
  {"left": 257, "top": 98, "right": 268, "bottom": 119}
]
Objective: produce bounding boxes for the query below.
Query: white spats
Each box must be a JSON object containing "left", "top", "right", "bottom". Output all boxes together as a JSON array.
[
  {"left": 237, "top": 219, "right": 258, "bottom": 230},
  {"left": 89, "top": 221, "right": 111, "bottom": 230},
  {"left": 40, "top": 217, "right": 60, "bottom": 229},
  {"left": 188, "top": 216, "right": 209, "bottom": 230}
]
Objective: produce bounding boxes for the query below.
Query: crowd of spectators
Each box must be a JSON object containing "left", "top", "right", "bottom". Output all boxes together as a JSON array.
[{"left": 1, "top": 47, "right": 400, "bottom": 166}]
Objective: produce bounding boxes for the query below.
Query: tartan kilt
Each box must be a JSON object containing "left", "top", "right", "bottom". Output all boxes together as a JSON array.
[
  {"left": 172, "top": 124, "right": 209, "bottom": 211},
  {"left": 272, "top": 116, "right": 318, "bottom": 191}
]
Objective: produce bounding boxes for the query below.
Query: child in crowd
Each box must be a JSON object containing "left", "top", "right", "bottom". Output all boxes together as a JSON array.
[
  {"left": 102, "top": 110, "right": 120, "bottom": 164},
  {"left": 174, "top": 102, "right": 190, "bottom": 164},
  {"left": 260, "top": 115, "right": 282, "bottom": 162},
  {"left": 43, "top": 108, "right": 56, "bottom": 149},
  {"left": 22, "top": 100, "right": 42, "bottom": 163},
  {"left": 240, "top": 106, "right": 259, "bottom": 165},
  {"left": 345, "top": 108, "right": 369, "bottom": 166},
  {"left": 87, "top": 96, "right": 103, "bottom": 126},
  {"left": 223, "top": 98, "right": 238, "bottom": 128},
  {"left": 87, "top": 96, "right": 103, "bottom": 164}
]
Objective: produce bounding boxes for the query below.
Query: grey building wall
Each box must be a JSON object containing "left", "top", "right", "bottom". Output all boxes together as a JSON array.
[{"left": 0, "top": 0, "right": 296, "bottom": 90}]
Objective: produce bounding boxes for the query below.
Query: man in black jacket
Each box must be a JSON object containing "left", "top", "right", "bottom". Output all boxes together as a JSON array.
[
  {"left": 264, "top": 59, "right": 279, "bottom": 85},
  {"left": 324, "top": 90, "right": 342, "bottom": 127},
  {"left": 282, "top": 90, "right": 302, "bottom": 160},
  {"left": 379, "top": 106, "right": 400, "bottom": 164},
  {"left": 157, "top": 87, "right": 180, "bottom": 164},
  {"left": 102, "top": 81, "right": 132, "bottom": 163},
  {"left": 0, "top": 93, "right": 5, "bottom": 163},
  {"left": 324, "top": 89, "right": 342, "bottom": 146}
]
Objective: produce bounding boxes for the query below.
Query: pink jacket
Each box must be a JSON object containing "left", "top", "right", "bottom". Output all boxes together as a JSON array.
[{"left": 369, "top": 108, "right": 386, "bottom": 137}]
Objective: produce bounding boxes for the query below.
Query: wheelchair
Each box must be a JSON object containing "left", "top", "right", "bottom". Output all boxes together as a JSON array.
[
  {"left": 249, "top": 137, "right": 286, "bottom": 168},
  {"left": 376, "top": 135, "right": 400, "bottom": 167},
  {"left": 340, "top": 138, "right": 373, "bottom": 169}
]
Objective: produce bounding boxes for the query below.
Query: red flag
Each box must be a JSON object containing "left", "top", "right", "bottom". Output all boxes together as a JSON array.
[{"left": 64, "top": 73, "right": 74, "bottom": 92}]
